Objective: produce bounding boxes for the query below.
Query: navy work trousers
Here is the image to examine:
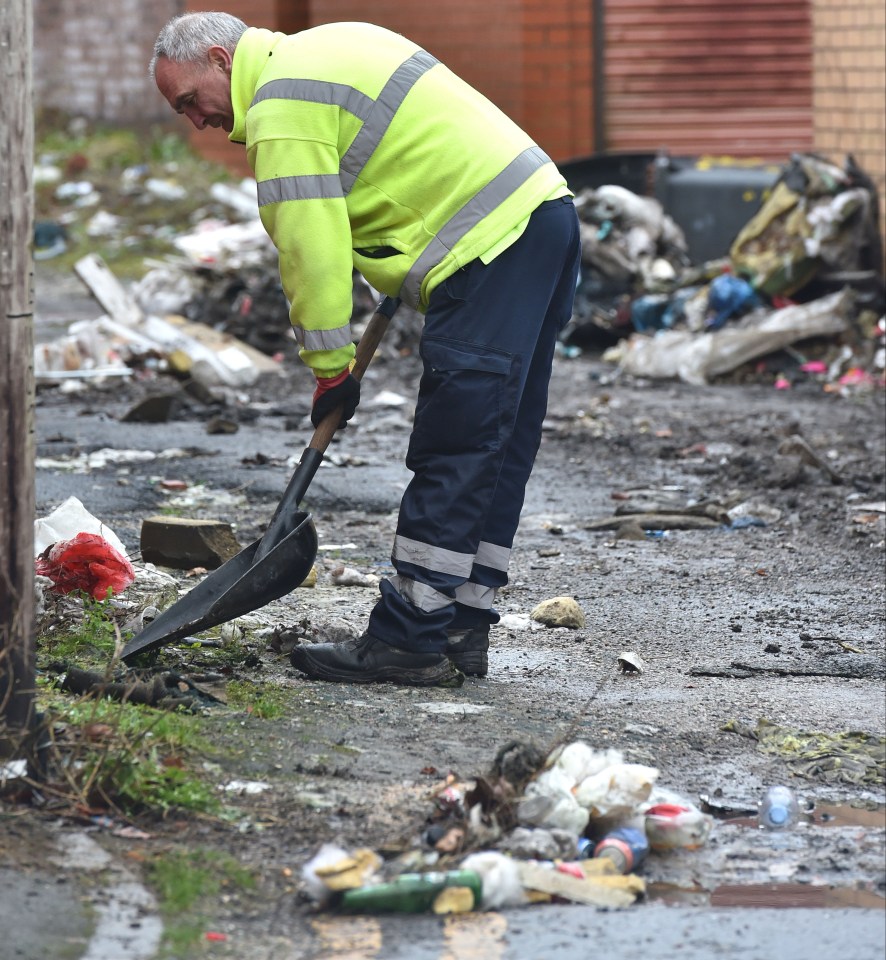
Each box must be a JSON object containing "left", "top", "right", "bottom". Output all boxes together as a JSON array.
[{"left": 368, "top": 196, "right": 581, "bottom": 652}]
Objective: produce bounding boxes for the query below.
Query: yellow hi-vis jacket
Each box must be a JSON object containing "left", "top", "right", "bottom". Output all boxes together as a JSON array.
[{"left": 229, "top": 22, "right": 568, "bottom": 378}]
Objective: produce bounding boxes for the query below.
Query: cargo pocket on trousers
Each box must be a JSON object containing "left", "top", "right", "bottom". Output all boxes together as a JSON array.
[{"left": 408, "top": 338, "right": 514, "bottom": 461}]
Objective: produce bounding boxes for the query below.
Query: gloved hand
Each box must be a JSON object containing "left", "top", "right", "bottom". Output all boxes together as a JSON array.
[{"left": 311, "top": 370, "right": 361, "bottom": 428}]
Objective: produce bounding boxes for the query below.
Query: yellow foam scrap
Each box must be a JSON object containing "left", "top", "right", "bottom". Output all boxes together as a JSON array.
[
  {"left": 315, "top": 848, "right": 383, "bottom": 891},
  {"left": 432, "top": 886, "right": 476, "bottom": 914}
]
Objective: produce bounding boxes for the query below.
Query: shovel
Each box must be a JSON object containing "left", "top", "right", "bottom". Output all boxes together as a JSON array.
[{"left": 121, "top": 296, "right": 400, "bottom": 662}]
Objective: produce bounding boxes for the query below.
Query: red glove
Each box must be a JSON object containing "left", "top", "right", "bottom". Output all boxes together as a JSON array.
[{"left": 311, "top": 370, "right": 361, "bottom": 428}]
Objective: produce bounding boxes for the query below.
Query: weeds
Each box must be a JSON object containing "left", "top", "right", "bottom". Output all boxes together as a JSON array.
[
  {"left": 38, "top": 593, "right": 120, "bottom": 663},
  {"left": 34, "top": 688, "right": 220, "bottom": 817},
  {"left": 226, "top": 680, "right": 290, "bottom": 719},
  {"left": 145, "top": 849, "right": 255, "bottom": 957}
]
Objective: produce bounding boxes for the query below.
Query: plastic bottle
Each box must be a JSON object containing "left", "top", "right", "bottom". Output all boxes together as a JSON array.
[
  {"left": 644, "top": 802, "right": 712, "bottom": 851},
  {"left": 339, "top": 870, "right": 482, "bottom": 913},
  {"left": 759, "top": 786, "right": 800, "bottom": 830},
  {"left": 591, "top": 826, "right": 650, "bottom": 874}
]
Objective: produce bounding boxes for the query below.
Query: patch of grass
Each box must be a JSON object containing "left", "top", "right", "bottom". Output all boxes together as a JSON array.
[
  {"left": 37, "top": 694, "right": 221, "bottom": 817},
  {"left": 226, "top": 680, "right": 290, "bottom": 720},
  {"left": 38, "top": 594, "right": 120, "bottom": 662},
  {"left": 146, "top": 849, "right": 255, "bottom": 958},
  {"left": 34, "top": 119, "right": 238, "bottom": 278}
]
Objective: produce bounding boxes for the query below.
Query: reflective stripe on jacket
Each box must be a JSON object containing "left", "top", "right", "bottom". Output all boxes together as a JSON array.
[{"left": 228, "top": 22, "right": 567, "bottom": 378}]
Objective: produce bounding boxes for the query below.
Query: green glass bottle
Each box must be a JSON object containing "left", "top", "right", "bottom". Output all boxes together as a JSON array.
[{"left": 339, "top": 870, "right": 483, "bottom": 914}]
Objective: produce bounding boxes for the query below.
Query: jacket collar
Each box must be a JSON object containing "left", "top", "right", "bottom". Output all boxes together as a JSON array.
[{"left": 229, "top": 27, "right": 285, "bottom": 144}]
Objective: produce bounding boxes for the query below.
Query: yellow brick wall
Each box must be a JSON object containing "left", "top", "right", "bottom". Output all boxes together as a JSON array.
[{"left": 813, "top": 0, "right": 886, "bottom": 248}]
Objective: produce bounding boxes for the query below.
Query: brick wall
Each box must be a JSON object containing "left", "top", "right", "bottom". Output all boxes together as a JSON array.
[
  {"left": 33, "top": 1, "right": 595, "bottom": 171},
  {"left": 812, "top": 0, "right": 886, "bottom": 239},
  {"left": 33, "top": 0, "right": 181, "bottom": 125},
  {"left": 312, "top": 0, "right": 595, "bottom": 160}
]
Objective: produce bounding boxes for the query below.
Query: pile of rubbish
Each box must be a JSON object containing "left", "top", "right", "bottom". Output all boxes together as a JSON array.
[
  {"left": 34, "top": 150, "right": 884, "bottom": 393},
  {"left": 565, "top": 153, "right": 885, "bottom": 388},
  {"left": 301, "top": 739, "right": 715, "bottom": 914}
]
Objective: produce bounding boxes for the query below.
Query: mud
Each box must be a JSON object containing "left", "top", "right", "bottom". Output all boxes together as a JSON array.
[{"left": 19, "top": 275, "right": 886, "bottom": 956}]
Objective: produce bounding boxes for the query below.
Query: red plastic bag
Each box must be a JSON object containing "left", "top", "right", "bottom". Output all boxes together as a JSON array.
[{"left": 36, "top": 532, "right": 135, "bottom": 600}]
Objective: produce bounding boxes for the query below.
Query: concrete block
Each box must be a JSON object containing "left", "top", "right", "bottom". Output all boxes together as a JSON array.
[{"left": 140, "top": 516, "right": 241, "bottom": 570}]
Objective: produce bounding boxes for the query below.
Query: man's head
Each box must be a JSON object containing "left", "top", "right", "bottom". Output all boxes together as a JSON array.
[{"left": 151, "top": 12, "right": 247, "bottom": 133}]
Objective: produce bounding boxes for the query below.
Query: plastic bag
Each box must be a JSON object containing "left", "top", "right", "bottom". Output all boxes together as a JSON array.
[{"left": 35, "top": 532, "right": 135, "bottom": 600}]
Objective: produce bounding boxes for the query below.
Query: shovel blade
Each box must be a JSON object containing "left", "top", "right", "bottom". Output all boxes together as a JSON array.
[{"left": 121, "top": 512, "right": 318, "bottom": 661}]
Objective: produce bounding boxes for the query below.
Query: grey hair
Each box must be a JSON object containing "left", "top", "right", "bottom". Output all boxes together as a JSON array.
[{"left": 149, "top": 12, "right": 247, "bottom": 79}]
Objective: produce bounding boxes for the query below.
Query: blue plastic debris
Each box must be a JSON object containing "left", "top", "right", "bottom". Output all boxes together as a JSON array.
[{"left": 706, "top": 273, "right": 759, "bottom": 330}]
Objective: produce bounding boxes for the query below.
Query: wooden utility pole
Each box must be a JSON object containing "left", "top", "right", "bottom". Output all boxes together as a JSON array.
[{"left": 0, "top": 0, "right": 36, "bottom": 751}]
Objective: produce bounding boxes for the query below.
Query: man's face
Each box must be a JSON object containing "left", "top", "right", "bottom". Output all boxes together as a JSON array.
[{"left": 155, "top": 47, "right": 234, "bottom": 133}]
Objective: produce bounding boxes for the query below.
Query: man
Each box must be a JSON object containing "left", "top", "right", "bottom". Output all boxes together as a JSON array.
[{"left": 151, "top": 13, "right": 581, "bottom": 687}]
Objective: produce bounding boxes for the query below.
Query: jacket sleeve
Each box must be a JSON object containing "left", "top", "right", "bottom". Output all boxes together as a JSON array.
[{"left": 250, "top": 134, "right": 356, "bottom": 379}]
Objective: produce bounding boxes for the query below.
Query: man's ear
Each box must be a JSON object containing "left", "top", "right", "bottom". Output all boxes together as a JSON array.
[{"left": 207, "top": 45, "right": 232, "bottom": 74}]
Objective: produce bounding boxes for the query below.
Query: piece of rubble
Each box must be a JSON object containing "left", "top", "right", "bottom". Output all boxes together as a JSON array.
[
  {"left": 120, "top": 393, "right": 180, "bottom": 423},
  {"left": 140, "top": 516, "right": 241, "bottom": 570},
  {"left": 530, "top": 597, "right": 586, "bottom": 629},
  {"left": 329, "top": 565, "right": 380, "bottom": 587}
]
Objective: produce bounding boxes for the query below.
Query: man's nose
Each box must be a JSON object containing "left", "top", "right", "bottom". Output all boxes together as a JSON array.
[{"left": 183, "top": 106, "right": 206, "bottom": 129}]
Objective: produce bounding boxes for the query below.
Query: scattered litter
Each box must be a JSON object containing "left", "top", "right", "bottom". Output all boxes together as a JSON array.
[
  {"left": 365, "top": 389, "right": 410, "bottom": 408},
  {"left": 329, "top": 565, "right": 380, "bottom": 587},
  {"left": 617, "top": 288, "right": 853, "bottom": 386},
  {"left": 498, "top": 614, "right": 535, "bottom": 631},
  {"left": 34, "top": 496, "right": 129, "bottom": 558},
  {"left": 0, "top": 759, "right": 28, "bottom": 786},
  {"left": 35, "top": 532, "right": 135, "bottom": 600},
  {"left": 758, "top": 785, "right": 801, "bottom": 830},
  {"left": 644, "top": 799, "right": 713, "bottom": 850},
  {"left": 561, "top": 152, "right": 883, "bottom": 392},
  {"left": 415, "top": 703, "right": 494, "bottom": 716},
  {"left": 223, "top": 779, "right": 271, "bottom": 795},
  {"left": 299, "top": 739, "right": 714, "bottom": 917},
  {"left": 724, "top": 719, "right": 886, "bottom": 785},
  {"left": 617, "top": 652, "right": 646, "bottom": 675},
  {"left": 302, "top": 845, "right": 383, "bottom": 905}
]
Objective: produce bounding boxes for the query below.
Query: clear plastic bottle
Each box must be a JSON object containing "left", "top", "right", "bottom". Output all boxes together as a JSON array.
[{"left": 759, "top": 785, "right": 800, "bottom": 830}]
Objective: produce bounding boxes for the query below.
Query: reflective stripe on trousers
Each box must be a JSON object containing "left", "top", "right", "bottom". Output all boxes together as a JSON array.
[{"left": 368, "top": 197, "right": 581, "bottom": 651}]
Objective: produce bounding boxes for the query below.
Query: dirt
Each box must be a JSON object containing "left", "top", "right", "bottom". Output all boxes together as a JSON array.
[{"left": 9, "top": 269, "right": 886, "bottom": 958}]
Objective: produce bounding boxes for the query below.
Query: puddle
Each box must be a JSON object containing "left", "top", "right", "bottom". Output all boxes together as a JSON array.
[
  {"left": 809, "top": 803, "right": 886, "bottom": 829},
  {"left": 722, "top": 802, "right": 886, "bottom": 831},
  {"left": 649, "top": 882, "right": 886, "bottom": 910}
]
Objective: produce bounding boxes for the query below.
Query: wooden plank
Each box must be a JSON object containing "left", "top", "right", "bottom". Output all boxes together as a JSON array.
[
  {"left": 0, "top": 0, "right": 36, "bottom": 737},
  {"left": 74, "top": 253, "right": 144, "bottom": 326}
]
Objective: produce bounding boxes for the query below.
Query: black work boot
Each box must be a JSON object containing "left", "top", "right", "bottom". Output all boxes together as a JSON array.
[
  {"left": 445, "top": 624, "right": 490, "bottom": 677},
  {"left": 290, "top": 633, "right": 464, "bottom": 687}
]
